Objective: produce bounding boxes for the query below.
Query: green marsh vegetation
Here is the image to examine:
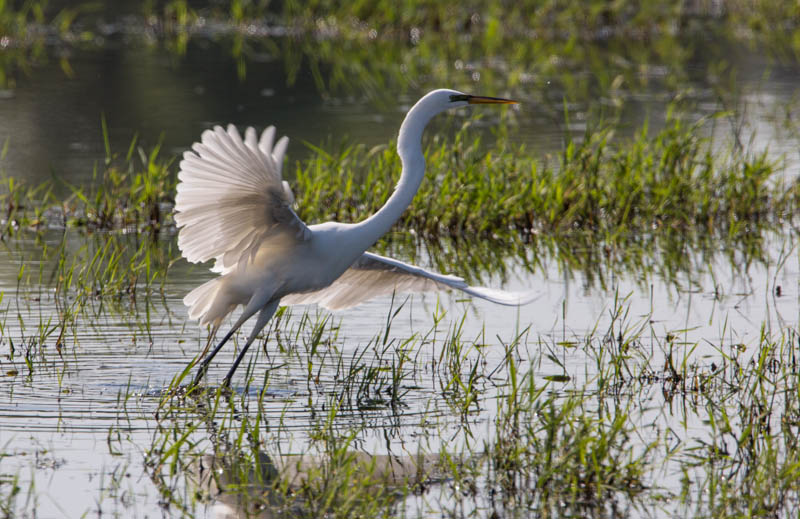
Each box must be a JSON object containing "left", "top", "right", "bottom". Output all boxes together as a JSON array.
[
  {"left": 136, "top": 294, "right": 800, "bottom": 517},
  {"left": 0, "top": 126, "right": 178, "bottom": 379},
  {"left": 1, "top": 106, "right": 795, "bottom": 292},
  {"left": 294, "top": 109, "right": 795, "bottom": 287},
  {"left": 3, "top": 0, "right": 800, "bottom": 108},
  {"left": 1, "top": 106, "right": 799, "bottom": 514},
  {"left": 0, "top": 96, "right": 795, "bottom": 374},
  {"left": 2, "top": 0, "right": 800, "bottom": 517}
]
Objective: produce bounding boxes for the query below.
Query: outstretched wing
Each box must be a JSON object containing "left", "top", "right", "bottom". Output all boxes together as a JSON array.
[
  {"left": 175, "top": 125, "right": 311, "bottom": 274},
  {"left": 281, "top": 252, "right": 539, "bottom": 310}
]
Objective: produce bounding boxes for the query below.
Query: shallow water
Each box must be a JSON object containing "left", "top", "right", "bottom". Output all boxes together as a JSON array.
[
  {"left": 2, "top": 12, "right": 800, "bottom": 518},
  {"left": 1, "top": 224, "right": 798, "bottom": 516}
]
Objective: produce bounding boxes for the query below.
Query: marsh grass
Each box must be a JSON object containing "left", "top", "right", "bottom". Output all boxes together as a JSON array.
[
  {"left": 6, "top": 252, "right": 800, "bottom": 518},
  {"left": 0, "top": 126, "right": 178, "bottom": 368},
  {"left": 488, "top": 380, "right": 652, "bottom": 516},
  {"left": 295, "top": 111, "right": 792, "bottom": 242},
  {"left": 0, "top": 107, "right": 792, "bottom": 391},
  {"left": 2, "top": 5, "right": 800, "bottom": 517},
  {"left": 0, "top": 175, "right": 52, "bottom": 239},
  {"left": 139, "top": 292, "right": 800, "bottom": 518},
  {"left": 1, "top": 121, "right": 176, "bottom": 236},
  {"left": 146, "top": 302, "right": 661, "bottom": 518},
  {"left": 292, "top": 111, "right": 792, "bottom": 290},
  {"left": 0, "top": 108, "right": 792, "bottom": 299},
  {"left": 571, "top": 301, "right": 800, "bottom": 517},
  {"left": 59, "top": 120, "right": 177, "bottom": 233},
  {"left": 0, "top": 229, "right": 176, "bottom": 381},
  {"left": 681, "top": 330, "right": 800, "bottom": 517}
]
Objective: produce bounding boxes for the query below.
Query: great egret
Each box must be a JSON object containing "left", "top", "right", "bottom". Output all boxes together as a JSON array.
[{"left": 175, "top": 89, "right": 535, "bottom": 387}]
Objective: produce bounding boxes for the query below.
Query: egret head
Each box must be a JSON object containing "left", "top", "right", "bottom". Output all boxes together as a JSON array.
[
  {"left": 399, "top": 89, "right": 517, "bottom": 149},
  {"left": 417, "top": 88, "right": 517, "bottom": 112}
]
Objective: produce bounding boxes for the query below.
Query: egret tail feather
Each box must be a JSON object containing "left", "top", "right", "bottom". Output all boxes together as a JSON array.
[{"left": 184, "top": 278, "right": 223, "bottom": 325}]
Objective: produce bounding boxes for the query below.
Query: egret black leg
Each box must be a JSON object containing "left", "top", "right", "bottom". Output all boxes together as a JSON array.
[
  {"left": 192, "top": 326, "right": 238, "bottom": 386},
  {"left": 222, "top": 300, "right": 279, "bottom": 387}
]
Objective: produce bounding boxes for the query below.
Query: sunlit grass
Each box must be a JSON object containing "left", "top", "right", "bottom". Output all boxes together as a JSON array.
[
  {"left": 292, "top": 110, "right": 792, "bottom": 290},
  {"left": 0, "top": 107, "right": 794, "bottom": 297},
  {"left": 295, "top": 111, "right": 792, "bottom": 242},
  {"left": 1, "top": 117, "right": 176, "bottom": 237},
  {"left": 133, "top": 293, "right": 800, "bottom": 517}
]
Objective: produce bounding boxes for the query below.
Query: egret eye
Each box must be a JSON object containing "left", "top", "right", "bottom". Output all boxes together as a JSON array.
[{"left": 449, "top": 94, "right": 469, "bottom": 102}]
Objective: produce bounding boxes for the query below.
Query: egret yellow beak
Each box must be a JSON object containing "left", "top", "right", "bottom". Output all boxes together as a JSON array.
[{"left": 467, "top": 95, "right": 517, "bottom": 105}]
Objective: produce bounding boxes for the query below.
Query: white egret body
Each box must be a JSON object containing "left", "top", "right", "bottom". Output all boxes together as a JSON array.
[{"left": 175, "top": 89, "right": 535, "bottom": 386}]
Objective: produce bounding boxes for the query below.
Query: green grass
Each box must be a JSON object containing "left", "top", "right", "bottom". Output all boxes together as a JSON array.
[
  {"left": 1, "top": 120, "right": 176, "bottom": 237},
  {"left": 681, "top": 329, "right": 800, "bottom": 517},
  {"left": 294, "top": 111, "right": 791, "bottom": 242},
  {"left": 135, "top": 291, "right": 800, "bottom": 517},
  {"left": 0, "top": 127, "right": 177, "bottom": 360},
  {"left": 0, "top": 108, "right": 792, "bottom": 295},
  {"left": 1, "top": 3, "right": 799, "bottom": 516},
  {"left": 146, "top": 302, "right": 658, "bottom": 517},
  {"left": 4, "top": 226, "right": 800, "bottom": 517},
  {"left": 290, "top": 110, "right": 791, "bottom": 289}
]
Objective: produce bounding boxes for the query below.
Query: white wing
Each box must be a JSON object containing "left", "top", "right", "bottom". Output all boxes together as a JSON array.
[
  {"left": 174, "top": 125, "right": 311, "bottom": 274},
  {"left": 281, "top": 252, "right": 539, "bottom": 310}
]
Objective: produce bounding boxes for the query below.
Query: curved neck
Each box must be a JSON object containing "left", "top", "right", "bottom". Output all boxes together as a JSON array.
[{"left": 351, "top": 101, "right": 437, "bottom": 251}]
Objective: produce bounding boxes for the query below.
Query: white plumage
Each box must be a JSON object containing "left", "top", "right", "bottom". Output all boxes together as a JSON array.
[
  {"left": 281, "top": 251, "right": 534, "bottom": 310},
  {"left": 175, "top": 125, "right": 309, "bottom": 275},
  {"left": 175, "top": 89, "right": 536, "bottom": 386}
]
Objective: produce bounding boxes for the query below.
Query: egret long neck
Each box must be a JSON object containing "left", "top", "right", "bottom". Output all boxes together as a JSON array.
[{"left": 351, "top": 103, "right": 433, "bottom": 251}]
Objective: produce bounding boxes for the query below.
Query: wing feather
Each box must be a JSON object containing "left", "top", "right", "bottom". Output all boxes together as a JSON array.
[
  {"left": 281, "top": 252, "right": 539, "bottom": 310},
  {"left": 175, "top": 125, "right": 310, "bottom": 275},
  {"left": 259, "top": 126, "right": 276, "bottom": 155},
  {"left": 272, "top": 136, "right": 289, "bottom": 173}
]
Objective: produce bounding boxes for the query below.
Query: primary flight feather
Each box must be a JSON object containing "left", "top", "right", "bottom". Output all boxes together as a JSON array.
[{"left": 175, "top": 89, "right": 536, "bottom": 386}]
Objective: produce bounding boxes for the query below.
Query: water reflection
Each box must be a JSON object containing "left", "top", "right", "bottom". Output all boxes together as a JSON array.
[{"left": 187, "top": 450, "right": 442, "bottom": 518}]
